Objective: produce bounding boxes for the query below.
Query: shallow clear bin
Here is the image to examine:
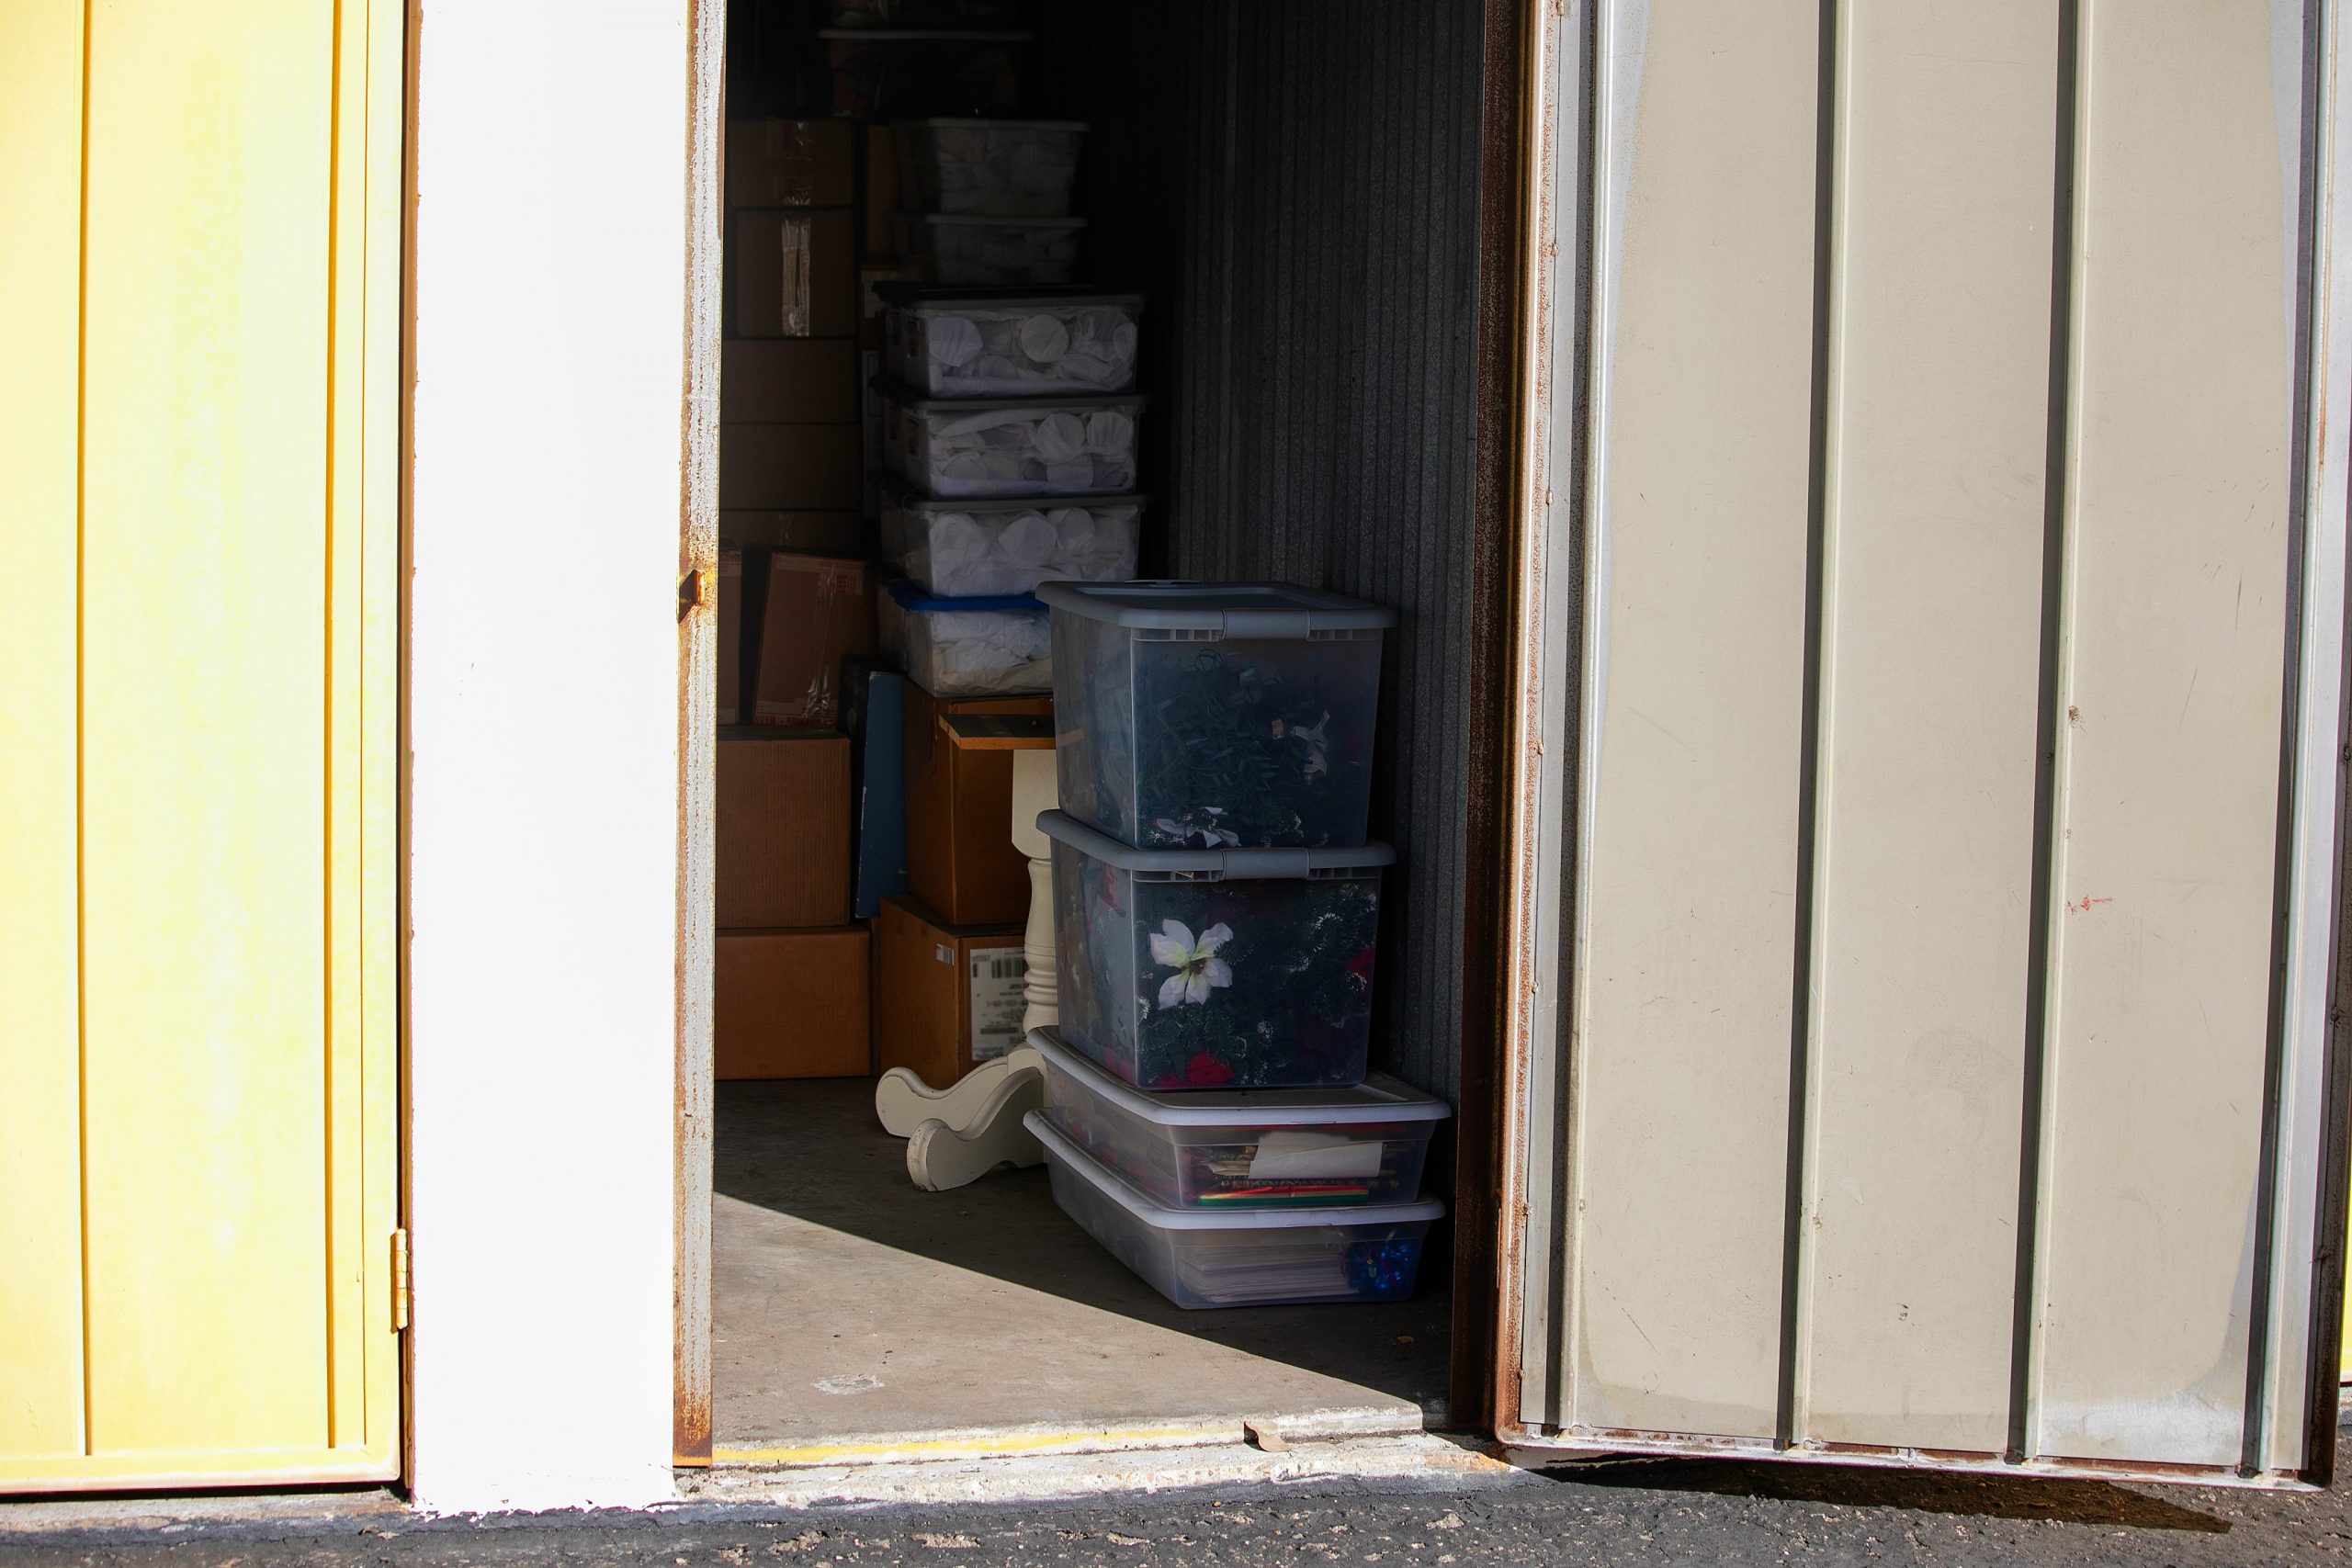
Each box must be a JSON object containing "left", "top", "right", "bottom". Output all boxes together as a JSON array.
[
  {"left": 881, "top": 479, "right": 1141, "bottom": 597},
  {"left": 1027, "top": 1112, "right": 1441, "bottom": 1308},
  {"left": 1042, "top": 810, "right": 1391, "bottom": 1091},
  {"left": 880, "top": 382, "right": 1143, "bottom": 498},
  {"left": 1038, "top": 582, "right": 1395, "bottom": 850},
  {"left": 880, "top": 581, "right": 1052, "bottom": 697},
  {"left": 878, "top": 284, "right": 1142, "bottom": 397},
  {"left": 1029, "top": 1027, "right": 1444, "bottom": 1210},
  {"left": 893, "top": 213, "right": 1085, "bottom": 286},
  {"left": 895, "top": 119, "right": 1087, "bottom": 218}
]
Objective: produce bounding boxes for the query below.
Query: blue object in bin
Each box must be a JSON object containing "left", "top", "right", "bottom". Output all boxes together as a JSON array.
[
  {"left": 840, "top": 657, "right": 908, "bottom": 919},
  {"left": 884, "top": 580, "right": 1046, "bottom": 615}
]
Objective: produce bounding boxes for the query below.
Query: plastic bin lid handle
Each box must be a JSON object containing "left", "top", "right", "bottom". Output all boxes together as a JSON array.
[{"left": 1217, "top": 608, "right": 1317, "bottom": 639}]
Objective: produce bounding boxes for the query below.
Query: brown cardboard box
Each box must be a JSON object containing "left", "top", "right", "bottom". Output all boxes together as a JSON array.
[
  {"left": 863, "top": 123, "right": 901, "bottom": 259},
  {"left": 718, "top": 728, "right": 851, "bottom": 927},
  {"left": 719, "top": 424, "right": 862, "bottom": 511},
  {"left": 903, "top": 685, "right": 1051, "bottom": 925},
  {"left": 873, "top": 896, "right": 1026, "bottom": 1086},
  {"left": 753, "top": 552, "right": 874, "bottom": 728},
  {"left": 726, "top": 118, "right": 855, "bottom": 208},
  {"left": 720, "top": 510, "right": 866, "bottom": 556},
  {"left": 731, "top": 208, "right": 854, "bottom": 337},
  {"left": 717, "top": 549, "right": 745, "bottom": 726},
  {"left": 716, "top": 926, "right": 871, "bottom": 1079},
  {"left": 723, "top": 339, "right": 858, "bottom": 423}
]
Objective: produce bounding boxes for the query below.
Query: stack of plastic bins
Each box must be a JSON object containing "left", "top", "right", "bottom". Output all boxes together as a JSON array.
[
  {"left": 872, "top": 284, "right": 1146, "bottom": 698},
  {"left": 890, "top": 120, "right": 1090, "bottom": 286},
  {"left": 1027, "top": 580, "right": 1445, "bottom": 1309}
]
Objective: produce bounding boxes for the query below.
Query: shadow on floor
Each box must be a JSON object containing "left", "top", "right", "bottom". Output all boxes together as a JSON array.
[
  {"left": 1550, "top": 1457, "right": 2235, "bottom": 1533},
  {"left": 715, "top": 1077, "right": 1452, "bottom": 1412}
]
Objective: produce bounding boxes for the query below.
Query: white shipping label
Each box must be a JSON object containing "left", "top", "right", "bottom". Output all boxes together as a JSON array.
[
  {"left": 969, "top": 947, "right": 1027, "bottom": 1060},
  {"left": 1247, "top": 1131, "right": 1385, "bottom": 1181}
]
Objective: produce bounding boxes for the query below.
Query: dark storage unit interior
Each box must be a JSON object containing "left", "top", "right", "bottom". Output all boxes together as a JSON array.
[{"left": 711, "top": 0, "right": 1494, "bottom": 1455}]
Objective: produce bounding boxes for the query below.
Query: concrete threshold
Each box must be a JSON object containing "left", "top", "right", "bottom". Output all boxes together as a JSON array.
[
  {"left": 683, "top": 1428, "right": 1532, "bottom": 1511},
  {"left": 707, "top": 1401, "right": 1434, "bottom": 1470}
]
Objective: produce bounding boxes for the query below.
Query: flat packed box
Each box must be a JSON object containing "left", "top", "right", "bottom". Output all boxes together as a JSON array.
[
  {"left": 717, "top": 549, "right": 745, "bottom": 726},
  {"left": 726, "top": 118, "right": 854, "bottom": 208},
  {"left": 717, "top": 728, "right": 851, "bottom": 927},
  {"left": 842, "top": 658, "right": 909, "bottom": 919},
  {"left": 719, "top": 509, "right": 866, "bottom": 557},
  {"left": 902, "top": 685, "right": 1049, "bottom": 926},
  {"left": 719, "top": 424, "right": 862, "bottom": 511},
  {"left": 863, "top": 123, "right": 900, "bottom": 259},
  {"left": 717, "top": 926, "right": 871, "bottom": 1079},
  {"left": 730, "top": 208, "right": 854, "bottom": 337},
  {"left": 723, "top": 339, "right": 858, "bottom": 424},
  {"left": 752, "top": 551, "right": 874, "bottom": 728},
  {"left": 874, "top": 895, "right": 1026, "bottom": 1087}
]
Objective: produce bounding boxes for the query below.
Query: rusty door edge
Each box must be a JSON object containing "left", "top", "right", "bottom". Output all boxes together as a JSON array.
[{"left": 673, "top": 0, "right": 725, "bottom": 1471}]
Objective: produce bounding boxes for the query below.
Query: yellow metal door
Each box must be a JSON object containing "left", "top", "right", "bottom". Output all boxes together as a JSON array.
[{"left": 0, "top": 0, "right": 401, "bottom": 1492}]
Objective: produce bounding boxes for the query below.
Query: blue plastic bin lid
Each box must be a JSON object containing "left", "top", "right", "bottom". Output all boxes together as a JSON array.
[
  {"left": 885, "top": 580, "right": 1046, "bottom": 615},
  {"left": 1029, "top": 1027, "right": 1447, "bottom": 1127},
  {"left": 872, "top": 281, "right": 1144, "bottom": 310},
  {"left": 1035, "top": 581, "right": 1396, "bottom": 637},
  {"left": 875, "top": 376, "right": 1140, "bottom": 413},
  {"left": 1037, "top": 809, "right": 1395, "bottom": 879}
]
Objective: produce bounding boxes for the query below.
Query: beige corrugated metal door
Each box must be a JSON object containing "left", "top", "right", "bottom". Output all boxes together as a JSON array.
[
  {"left": 0, "top": 0, "right": 402, "bottom": 1492},
  {"left": 1503, "top": 0, "right": 2352, "bottom": 1483}
]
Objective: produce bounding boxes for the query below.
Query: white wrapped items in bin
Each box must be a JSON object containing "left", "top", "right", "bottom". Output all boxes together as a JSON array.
[
  {"left": 878, "top": 284, "right": 1142, "bottom": 397},
  {"left": 881, "top": 382, "right": 1144, "bottom": 498},
  {"left": 895, "top": 119, "right": 1086, "bottom": 217},
  {"left": 893, "top": 213, "right": 1086, "bottom": 286},
  {"left": 881, "top": 580, "right": 1054, "bottom": 696},
  {"left": 881, "top": 479, "right": 1142, "bottom": 596}
]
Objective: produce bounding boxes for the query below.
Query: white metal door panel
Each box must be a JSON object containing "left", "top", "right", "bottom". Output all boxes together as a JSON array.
[{"left": 1504, "top": 0, "right": 2352, "bottom": 1483}]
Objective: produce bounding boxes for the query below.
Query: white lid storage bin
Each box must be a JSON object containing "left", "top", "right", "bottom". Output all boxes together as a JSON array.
[
  {"left": 1042, "top": 810, "right": 1394, "bottom": 1091},
  {"left": 895, "top": 118, "right": 1087, "bottom": 217},
  {"left": 1039, "top": 581, "right": 1396, "bottom": 850},
  {"left": 1027, "top": 1112, "right": 1442, "bottom": 1309},
  {"left": 880, "top": 381, "right": 1144, "bottom": 498},
  {"left": 1030, "top": 1027, "right": 1445, "bottom": 1211},
  {"left": 893, "top": 212, "right": 1085, "bottom": 286},
  {"left": 877, "top": 284, "right": 1143, "bottom": 397},
  {"left": 880, "top": 580, "right": 1052, "bottom": 697},
  {"left": 881, "top": 479, "right": 1141, "bottom": 597}
]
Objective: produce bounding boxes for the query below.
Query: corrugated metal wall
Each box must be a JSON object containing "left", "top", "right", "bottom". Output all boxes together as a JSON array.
[{"left": 1032, "top": 1, "right": 1487, "bottom": 1111}]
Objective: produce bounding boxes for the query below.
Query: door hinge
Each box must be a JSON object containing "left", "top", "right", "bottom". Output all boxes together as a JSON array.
[{"left": 390, "top": 1228, "right": 411, "bottom": 1332}]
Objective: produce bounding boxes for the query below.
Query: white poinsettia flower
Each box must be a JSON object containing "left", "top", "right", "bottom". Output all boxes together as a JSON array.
[{"left": 1148, "top": 919, "right": 1235, "bottom": 1010}]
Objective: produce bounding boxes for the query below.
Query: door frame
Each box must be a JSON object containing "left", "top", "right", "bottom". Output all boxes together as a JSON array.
[{"left": 1488, "top": 0, "right": 2352, "bottom": 1485}]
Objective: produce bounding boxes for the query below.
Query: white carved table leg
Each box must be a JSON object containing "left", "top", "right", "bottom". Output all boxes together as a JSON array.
[{"left": 1011, "top": 747, "right": 1059, "bottom": 1033}]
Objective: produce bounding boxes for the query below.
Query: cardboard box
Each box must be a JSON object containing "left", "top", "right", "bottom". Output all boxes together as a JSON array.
[
  {"left": 718, "top": 549, "right": 745, "bottom": 727},
  {"left": 842, "top": 658, "right": 909, "bottom": 919},
  {"left": 719, "top": 424, "right": 863, "bottom": 511},
  {"left": 718, "top": 728, "right": 852, "bottom": 927},
  {"left": 863, "top": 123, "right": 901, "bottom": 259},
  {"left": 730, "top": 207, "right": 854, "bottom": 337},
  {"left": 723, "top": 338, "right": 858, "bottom": 424},
  {"left": 717, "top": 926, "right": 871, "bottom": 1079},
  {"left": 726, "top": 118, "right": 855, "bottom": 208},
  {"left": 752, "top": 552, "right": 874, "bottom": 728},
  {"left": 903, "top": 685, "right": 1050, "bottom": 925},
  {"left": 720, "top": 509, "right": 867, "bottom": 557},
  {"left": 874, "top": 896, "right": 1026, "bottom": 1086}
]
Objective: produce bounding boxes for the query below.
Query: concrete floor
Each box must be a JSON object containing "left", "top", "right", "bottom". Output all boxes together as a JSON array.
[{"left": 711, "top": 1077, "right": 1452, "bottom": 1458}]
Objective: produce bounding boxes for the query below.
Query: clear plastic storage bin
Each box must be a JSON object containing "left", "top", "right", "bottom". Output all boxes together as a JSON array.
[
  {"left": 881, "top": 382, "right": 1143, "bottom": 498},
  {"left": 1042, "top": 810, "right": 1392, "bottom": 1091},
  {"left": 1029, "top": 1027, "right": 1445, "bottom": 1209},
  {"left": 881, "top": 479, "right": 1141, "bottom": 597},
  {"left": 878, "top": 284, "right": 1142, "bottom": 397},
  {"left": 880, "top": 580, "right": 1052, "bottom": 697},
  {"left": 1038, "top": 582, "right": 1396, "bottom": 850},
  {"left": 893, "top": 213, "right": 1085, "bottom": 286},
  {"left": 1027, "top": 1112, "right": 1441, "bottom": 1308},
  {"left": 895, "top": 119, "right": 1087, "bottom": 218}
]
